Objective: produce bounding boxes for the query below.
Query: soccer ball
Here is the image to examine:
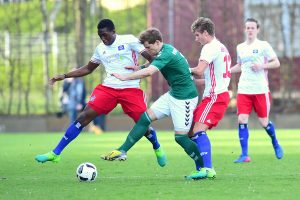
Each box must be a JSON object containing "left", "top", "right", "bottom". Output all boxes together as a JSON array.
[{"left": 76, "top": 162, "right": 97, "bottom": 182}]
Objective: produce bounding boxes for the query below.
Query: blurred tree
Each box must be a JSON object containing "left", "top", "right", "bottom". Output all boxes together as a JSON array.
[
  {"left": 40, "top": 0, "right": 62, "bottom": 113},
  {"left": 74, "top": 0, "right": 86, "bottom": 67}
]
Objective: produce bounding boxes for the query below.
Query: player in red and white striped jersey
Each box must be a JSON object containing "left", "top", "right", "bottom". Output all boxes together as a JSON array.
[
  {"left": 231, "top": 18, "right": 283, "bottom": 163},
  {"left": 186, "top": 17, "right": 231, "bottom": 180}
]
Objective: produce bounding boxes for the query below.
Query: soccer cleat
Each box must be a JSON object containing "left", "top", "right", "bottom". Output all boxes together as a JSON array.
[
  {"left": 204, "top": 168, "right": 216, "bottom": 179},
  {"left": 185, "top": 170, "right": 207, "bottom": 180},
  {"left": 274, "top": 145, "right": 283, "bottom": 159},
  {"left": 35, "top": 151, "right": 61, "bottom": 163},
  {"left": 101, "top": 150, "right": 127, "bottom": 161},
  {"left": 154, "top": 147, "right": 167, "bottom": 167},
  {"left": 234, "top": 155, "right": 251, "bottom": 163}
]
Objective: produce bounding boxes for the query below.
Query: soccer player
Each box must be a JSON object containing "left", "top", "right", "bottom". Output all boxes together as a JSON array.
[
  {"left": 231, "top": 18, "right": 283, "bottom": 163},
  {"left": 185, "top": 17, "right": 231, "bottom": 180},
  {"left": 102, "top": 28, "right": 204, "bottom": 178},
  {"left": 35, "top": 19, "right": 166, "bottom": 167}
]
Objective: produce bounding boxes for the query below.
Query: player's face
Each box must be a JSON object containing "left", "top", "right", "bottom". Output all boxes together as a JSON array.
[
  {"left": 194, "top": 31, "right": 207, "bottom": 45},
  {"left": 98, "top": 28, "right": 116, "bottom": 45},
  {"left": 245, "top": 21, "right": 259, "bottom": 41},
  {"left": 143, "top": 41, "right": 160, "bottom": 56}
]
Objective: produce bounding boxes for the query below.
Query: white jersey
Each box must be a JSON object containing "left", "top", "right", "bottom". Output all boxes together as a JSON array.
[
  {"left": 200, "top": 38, "right": 231, "bottom": 98},
  {"left": 237, "top": 39, "right": 277, "bottom": 94},
  {"left": 90, "top": 34, "right": 145, "bottom": 89}
]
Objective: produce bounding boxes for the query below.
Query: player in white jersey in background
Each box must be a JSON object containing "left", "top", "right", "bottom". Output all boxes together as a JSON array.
[
  {"left": 35, "top": 19, "right": 166, "bottom": 167},
  {"left": 231, "top": 18, "right": 283, "bottom": 163},
  {"left": 185, "top": 17, "right": 231, "bottom": 180}
]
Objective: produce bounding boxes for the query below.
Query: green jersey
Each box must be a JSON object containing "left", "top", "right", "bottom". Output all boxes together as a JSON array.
[{"left": 151, "top": 44, "right": 198, "bottom": 99}]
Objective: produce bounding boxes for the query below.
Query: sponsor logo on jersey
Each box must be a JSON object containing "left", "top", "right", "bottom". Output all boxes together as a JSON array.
[
  {"left": 253, "top": 49, "right": 258, "bottom": 53},
  {"left": 118, "top": 45, "right": 125, "bottom": 50}
]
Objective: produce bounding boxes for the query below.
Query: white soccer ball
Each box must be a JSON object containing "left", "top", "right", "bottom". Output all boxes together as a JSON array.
[{"left": 76, "top": 162, "right": 97, "bottom": 182}]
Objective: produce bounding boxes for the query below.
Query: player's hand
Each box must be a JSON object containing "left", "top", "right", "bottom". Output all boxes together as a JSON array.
[
  {"left": 251, "top": 63, "right": 264, "bottom": 72},
  {"left": 49, "top": 75, "right": 65, "bottom": 85},
  {"left": 125, "top": 65, "right": 139, "bottom": 71},
  {"left": 111, "top": 73, "right": 126, "bottom": 81}
]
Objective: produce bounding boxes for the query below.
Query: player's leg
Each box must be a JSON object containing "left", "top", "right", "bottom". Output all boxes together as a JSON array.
[
  {"left": 101, "top": 109, "right": 156, "bottom": 161},
  {"left": 255, "top": 93, "right": 283, "bottom": 159},
  {"left": 234, "top": 94, "right": 252, "bottom": 163},
  {"left": 189, "top": 92, "right": 229, "bottom": 179},
  {"left": 119, "top": 88, "right": 162, "bottom": 150},
  {"left": 102, "top": 92, "right": 170, "bottom": 163},
  {"left": 35, "top": 105, "right": 98, "bottom": 163},
  {"left": 35, "top": 85, "right": 116, "bottom": 163},
  {"left": 165, "top": 95, "right": 205, "bottom": 179},
  {"left": 113, "top": 88, "right": 166, "bottom": 166}
]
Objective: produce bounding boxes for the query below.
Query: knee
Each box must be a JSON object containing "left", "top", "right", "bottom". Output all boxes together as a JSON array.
[
  {"left": 238, "top": 115, "right": 249, "bottom": 124},
  {"left": 258, "top": 118, "right": 269, "bottom": 127}
]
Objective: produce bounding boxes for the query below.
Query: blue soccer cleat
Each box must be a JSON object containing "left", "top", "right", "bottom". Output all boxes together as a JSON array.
[
  {"left": 234, "top": 155, "right": 251, "bottom": 163},
  {"left": 154, "top": 147, "right": 167, "bottom": 167},
  {"left": 274, "top": 145, "right": 283, "bottom": 159},
  {"left": 35, "top": 151, "right": 61, "bottom": 163}
]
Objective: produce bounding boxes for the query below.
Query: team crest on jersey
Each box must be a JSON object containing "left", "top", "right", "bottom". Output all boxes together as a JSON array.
[
  {"left": 118, "top": 45, "right": 125, "bottom": 50},
  {"left": 89, "top": 95, "right": 96, "bottom": 102},
  {"left": 253, "top": 49, "right": 258, "bottom": 53}
]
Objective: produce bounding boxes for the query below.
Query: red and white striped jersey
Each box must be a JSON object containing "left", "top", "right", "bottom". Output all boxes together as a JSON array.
[
  {"left": 200, "top": 38, "right": 231, "bottom": 97},
  {"left": 236, "top": 39, "right": 277, "bottom": 94},
  {"left": 90, "top": 34, "right": 144, "bottom": 89}
]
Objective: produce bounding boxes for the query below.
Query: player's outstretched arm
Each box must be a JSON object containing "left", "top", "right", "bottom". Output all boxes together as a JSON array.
[
  {"left": 48, "top": 61, "right": 99, "bottom": 85},
  {"left": 112, "top": 65, "right": 159, "bottom": 81}
]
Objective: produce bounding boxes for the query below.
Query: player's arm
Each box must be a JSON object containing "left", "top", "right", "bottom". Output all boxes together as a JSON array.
[
  {"left": 194, "top": 78, "right": 205, "bottom": 86},
  {"left": 191, "top": 60, "right": 208, "bottom": 77},
  {"left": 125, "top": 50, "right": 154, "bottom": 71},
  {"left": 141, "top": 50, "right": 154, "bottom": 63},
  {"left": 112, "top": 65, "right": 159, "bottom": 81},
  {"left": 49, "top": 61, "right": 99, "bottom": 85},
  {"left": 252, "top": 57, "right": 280, "bottom": 72},
  {"left": 230, "top": 63, "right": 242, "bottom": 73}
]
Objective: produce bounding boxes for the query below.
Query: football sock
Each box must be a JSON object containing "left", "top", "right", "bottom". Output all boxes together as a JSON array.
[
  {"left": 175, "top": 134, "right": 203, "bottom": 170},
  {"left": 192, "top": 131, "right": 212, "bottom": 168},
  {"left": 145, "top": 127, "right": 160, "bottom": 150},
  {"left": 264, "top": 121, "right": 279, "bottom": 147},
  {"left": 53, "top": 121, "right": 83, "bottom": 155},
  {"left": 118, "top": 112, "right": 152, "bottom": 152},
  {"left": 238, "top": 124, "right": 249, "bottom": 156}
]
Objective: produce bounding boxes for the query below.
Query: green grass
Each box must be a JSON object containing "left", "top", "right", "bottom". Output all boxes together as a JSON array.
[{"left": 0, "top": 130, "right": 299, "bottom": 200}]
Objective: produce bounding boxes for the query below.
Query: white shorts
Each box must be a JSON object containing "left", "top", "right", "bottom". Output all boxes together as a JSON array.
[{"left": 150, "top": 92, "right": 198, "bottom": 132}]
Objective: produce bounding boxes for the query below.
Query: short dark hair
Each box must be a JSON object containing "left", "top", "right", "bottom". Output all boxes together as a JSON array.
[
  {"left": 191, "top": 17, "right": 215, "bottom": 36},
  {"left": 139, "top": 28, "right": 163, "bottom": 44},
  {"left": 97, "top": 19, "right": 115, "bottom": 31},
  {"left": 245, "top": 18, "right": 260, "bottom": 29}
]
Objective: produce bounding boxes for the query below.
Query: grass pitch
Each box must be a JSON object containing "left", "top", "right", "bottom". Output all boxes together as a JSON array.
[{"left": 0, "top": 129, "right": 299, "bottom": 200}]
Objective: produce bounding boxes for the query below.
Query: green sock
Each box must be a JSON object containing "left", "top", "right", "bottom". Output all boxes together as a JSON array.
[
  {"left": 118, "top": 112, "right": 152, "bottom": 152},
  {"left": 175, "top": 134, "right": 203, "bottom": 168}
]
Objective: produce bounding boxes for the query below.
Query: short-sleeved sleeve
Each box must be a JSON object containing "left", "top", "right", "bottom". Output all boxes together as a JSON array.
[
  {"left": 90, "top": 45, "right": 102, "bottom": 64},
  {"left": 151, "top": 51, "right": 171, "bottom": 70},
  {"left": 126, "top": 34, "right": 145, "bottom": 53},
  {"left": 200, "top": 43, "right": 218, "bottom": 64},
  {"left": 263, "top": 41, "right": 277, "bottom": 61}
]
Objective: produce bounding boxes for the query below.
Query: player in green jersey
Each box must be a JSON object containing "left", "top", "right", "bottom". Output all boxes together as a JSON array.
[{"left": 102, "top": 28, "right": 205, "bottom": 178}]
